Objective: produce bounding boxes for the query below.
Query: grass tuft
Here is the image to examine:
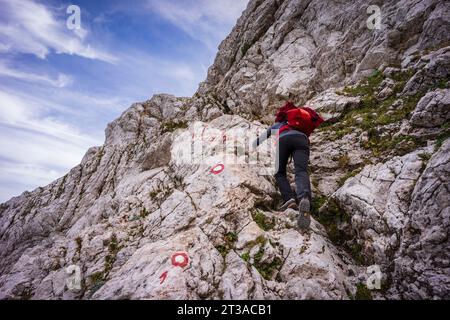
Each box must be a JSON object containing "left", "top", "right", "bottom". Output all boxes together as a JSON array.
[{"left": 252, "top": 210, "right": 275, "bottom": 231}]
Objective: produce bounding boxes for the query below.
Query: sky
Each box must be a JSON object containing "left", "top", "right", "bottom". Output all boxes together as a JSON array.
[{"left": 0, "top": 0, "right": 249, "bottom": 203}]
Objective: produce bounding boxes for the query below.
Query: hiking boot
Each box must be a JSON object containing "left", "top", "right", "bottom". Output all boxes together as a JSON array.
[
  {"left": 278, "top": 198, "right": 297, "bottom": 211},
  {"left": 297, "top": 197, "right": 311, "bottom": 230}
]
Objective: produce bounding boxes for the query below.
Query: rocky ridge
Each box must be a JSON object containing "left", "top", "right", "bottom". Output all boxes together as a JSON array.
[{"left": 0, "top": 0, "right": 449, "bottom": 299}]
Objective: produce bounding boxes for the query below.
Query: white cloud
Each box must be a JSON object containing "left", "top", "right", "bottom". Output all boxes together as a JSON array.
[
  {"left": 0, "top": 125, "right": 87, "bottom": 173},
  {"left": 0, "top": 89, "right": 102, "bottom": 202},
  {"left": 0, "top": 147, "right": 78, "bottom": 203},
  {"left": 0, "top": 62, "right": 72, "bottom": 87},
  {"left": 0, "top": 0, "right": 118, "bottom": 64},
  {"left": 0, "top": 0, "right": 250, "bottom": 202},
  {"left": 0, "top": 90, "right": 98, "bottom": 147},
  {"left": 0, "top": 53, "right": 201, "bottom": 202},
  {"left": 147, "top": 0, "right": 249, "bottom": 49},
  {"left": 110, "top": 48, "right": 205, "bottom": 98}
]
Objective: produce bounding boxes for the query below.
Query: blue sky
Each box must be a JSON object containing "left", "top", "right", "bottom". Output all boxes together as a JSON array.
[{"left": 0, "top": 0, "right": 248, "bottom": 202}]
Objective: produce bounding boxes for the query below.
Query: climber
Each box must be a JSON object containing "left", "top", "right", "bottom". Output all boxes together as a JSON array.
[{"left": 252, "top": 102, "right": 324, "bottom": 230}]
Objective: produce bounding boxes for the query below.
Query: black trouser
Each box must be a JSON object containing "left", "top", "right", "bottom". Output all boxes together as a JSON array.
[{"left": 274, "top": 134, "right": 311, "bottom": 202}]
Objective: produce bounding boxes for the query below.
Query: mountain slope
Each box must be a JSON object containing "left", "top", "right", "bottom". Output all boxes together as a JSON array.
[{"left": 0, "top": 0, "right": 449, "bottom": 299}]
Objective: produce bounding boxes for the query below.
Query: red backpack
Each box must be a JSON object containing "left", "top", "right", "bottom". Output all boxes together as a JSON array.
[
  {"left": 280, "top": 106, "right": 324, "bottom": 136},
  {"left": 275, "top": 102, "right": 297, "bottom": 122}
]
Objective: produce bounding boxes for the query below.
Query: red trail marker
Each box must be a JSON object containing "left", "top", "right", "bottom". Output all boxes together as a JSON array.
[
  {"left": 159, "top": 252, "right": 190, "bottom": 285},
  {"left": 171, "top": 252, "right": 189, "bottom": 268},
  {"left": 160, "top": 271, "right": 168, "bottom": 284},
  {"left": 210, "top": 164, "right": 225, "bottom": 175}
]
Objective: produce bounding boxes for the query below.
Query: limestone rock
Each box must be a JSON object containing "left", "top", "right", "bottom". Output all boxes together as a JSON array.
[
  {"left": 307, "top": 89, "right": 360, "bottom": 121},
  {"left": 403, "top": 48, "right": 450, "bottom": 95},
  {"left": 391, "top": 140, "right": 450, "bottom": 299},
  {"left": 333, "top": 146, "right": 435, "bottom": 266},
  {"left": 410, "top": 89, "right": 450, "bottom": 128},
  {"left": 1, "top": 0, "right": 449, "bottom": 300}
]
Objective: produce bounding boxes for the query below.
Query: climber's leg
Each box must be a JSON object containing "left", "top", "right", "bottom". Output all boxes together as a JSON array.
[
  {"left": 291, "top": 134, "right": 311, "bottom": 201},
  {"left": 290, "top": 134, "right": 311, "bottom": 229},
  {"left": 274, "top": 136, "right": 295, "bottom": 203}
]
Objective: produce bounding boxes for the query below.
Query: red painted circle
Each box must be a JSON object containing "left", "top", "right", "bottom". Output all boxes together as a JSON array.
[
  {"left": 171, "top": 252, "right": 189, "bottom": 268},
  {"left": 210, "top": 164, "right": 225, "bottom": 175}
]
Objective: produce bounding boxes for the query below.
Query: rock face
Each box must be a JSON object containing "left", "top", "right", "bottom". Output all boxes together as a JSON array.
[
  {"left": 0, "top": 0, "right": 449, "bottom": 300},
  {"left": 410, "top": 89, "right": 450, "bottom": 128},
  {"left": 334, "top": 147, "right": 432, "bottom": 266},
  {"left": 392, "top": 140, "right": 450, "bottom": 299},
  {"left": 198, "top": 0, "right": 450, "bottom": 117}
]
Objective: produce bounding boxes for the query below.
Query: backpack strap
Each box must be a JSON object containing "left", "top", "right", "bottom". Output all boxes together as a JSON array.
[{"left": 279, "top": 124, "right": 291, "bottom": 135}]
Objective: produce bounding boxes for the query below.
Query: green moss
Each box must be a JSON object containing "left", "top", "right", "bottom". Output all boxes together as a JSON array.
[
  {"left": 354, "top": 283, "right": 373, "bottom": 300},
  {"left": 108, "top": 234, "right": 119, "bottom": 253},
  {"left": 311, "top": 195, "right": 327, "bottom": 215},
  {"left": 342, "top": 69, "right": 384, "bottom": 97},
  {"left": 149, "top": 184, "right": 175, "bottom": 206},
  {"left": 236, "top": 237, "right": 283, "bottom": 280},
  {"left": 75, "top": 237, "right": 82, "bottom": 254},
  {"left": 216, "top": 231, "right": 239, "bottom": 258},
  {"left": 226, "top": 232, "right": 238, "bottom": 243},
  {"left": 172, "top": 174, "right": 185, "bottom": 189},
  {"left": 253, "top": 245, "right": 265, "bottom": 264},
  {"left": 89, "top": 271, "right": 106, "bottom": 294},
  {"left": 363, "top": 133, "right": 424, "bottom": 158},
  {"left": 367, "top": 69, "right": 384, "bottom": 88},
  {"left": 360, "top": 95, "right": 378, "bottom": 109},
  {"left": 160, "top": 120, "right": 188, "bottom": 134},
  {"left": 349, "top": 242, "right": 365, "bottom": 265},
  {"left": 391, "top": 68, "right": 415, "bottom": 87},
  {"left": 434, "top": 79, "right": 449, "bottom": 89},
  {"left": 314, "top": 199, "right": 351, "bottom": 246},
  {"left": 317, "top": 120, "right": 335, "bottom": 131},
  {"left": 299, "top": 245, "right": 308, "bottom": 254},
  {"left": 253, "top": 243, "right": 282, "bottom": 280},
  {"left": 418, "top": 152, "right": 432, "bottom": 162},
  {"left": 149, "top": 188, "right": 160, "bottom": 200},
  {"left": 140, "top": 207, "right": 150, "bottom": 218},
  {"left": 380, "top": 93, "right": 422, "bottom": 126},
  {"left": 241, "top": 42, "right": 252, "bottom": 57},
  {"left": 328, "top": 93, "right": 422, "bottom": 145},
  {"left": 252, "top": 210, "right": 275, "bottom": 231},
  {"left": 104, "top": 254, "right": 115, "bottom": 269},
  {"left": 255, "top": 257, "right": 282, "bottom": 280},
  {"left": 311, "top": 176, "right": 319, "bottom": 188},
  {"left": 216, "top": 245, "right": 229, "bottom": 258},
  {"left": 256, "top": 235, "right": 266, "bottom": 246},
  {"left": 90, "top": 271, "right": 105, "bottom": 284},
  {"left": 435, "top": 124, "right": 450, "bottom": 151},
  {"left": 327, "top": 224, "right": 342, "bottom": 245},
  {"left": 241, "top": 251, "right": 250, "bottom": 262},
  {"left": 327, "top": 69, "right": 426, "bottom": 150},
  {"left": 103, "top": 234, "right": 120, "bottom": 276},
  {"left": 312, "top": 199, "right": 370, "bottom": 265},
  {"left": 337, "top": 168, "right": 362, "bottom": 187},
  {"left": 337, "top": 154, "right": 350, "bottom": 168}
]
